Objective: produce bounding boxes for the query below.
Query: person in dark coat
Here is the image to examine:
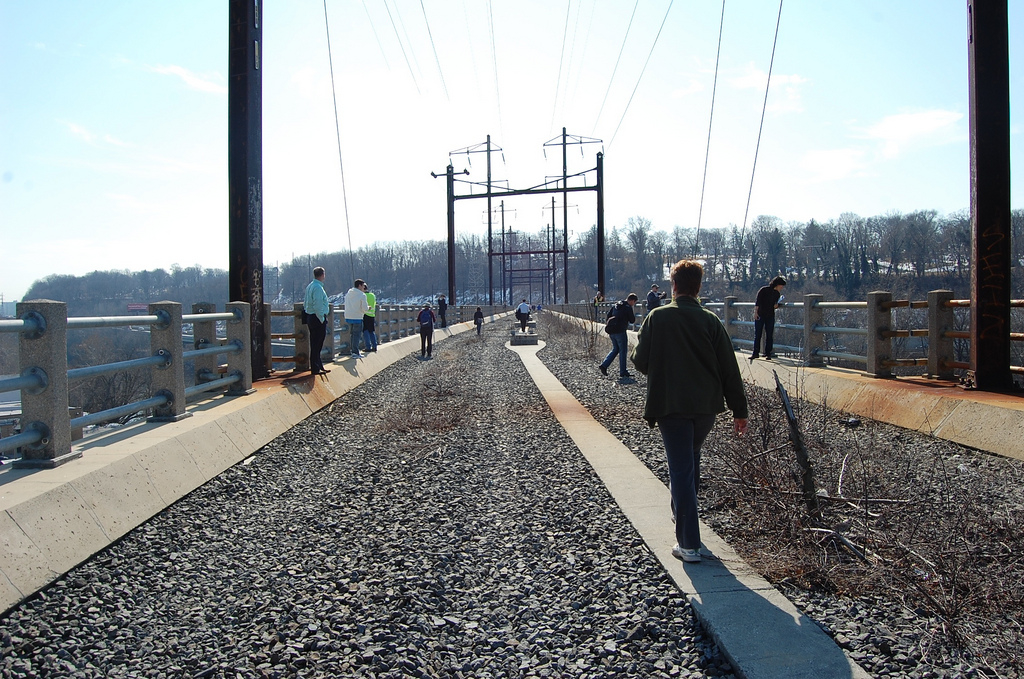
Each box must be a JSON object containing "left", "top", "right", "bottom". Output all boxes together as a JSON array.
[
  {"left": 598, "top": 293, "right": 638, "bottom": 378},
  {"left": 751, "top": 276, "right": 787, "bottom": 361},
  {"left": 417, "top": 304, "right": 437, "bottom": 357},
  {"left": 437, "top": 295, "right": 448, "bottom": 328},
  {"left": 647, "top": 284, "right": 667, "bottom": 310},
  {"left": 631, "top": 260, "right": 748, "bottom": 563},
  {"left": 473, "top": 307, "right": 484, "bottom": 335}
]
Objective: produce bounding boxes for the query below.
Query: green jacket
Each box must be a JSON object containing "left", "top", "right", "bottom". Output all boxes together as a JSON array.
[{"left": 630, "top": 296, "right": 748, "bottom": 426}]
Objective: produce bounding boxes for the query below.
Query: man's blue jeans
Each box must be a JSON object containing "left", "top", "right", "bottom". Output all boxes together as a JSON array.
[
  {"left": 347, "top": 319, "right": 363, "bottom": 355},
  {"left": 658, "top": 415, "right": 716, "bottom": 551},
  {"left": 600, "top": 331, "right": 629, "bottom": 376}
]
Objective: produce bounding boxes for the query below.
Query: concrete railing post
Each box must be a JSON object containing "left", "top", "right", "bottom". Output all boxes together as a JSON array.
[
  {"left": 149, "top": 301, "right": 190, "bottom": 421},
  {"left": 803, "top": 294, "right": 825, "bottom": 367},
  {"left": 723, "top": 297, "right": 738, "bottom": 343},
  {"left": 865, "top": 291, "right": 893, "bottom": 378},
  {"left": 15, "top": 299, "right": 77, "bottom": 468},
  {"left": 293, "top": 303, "right": 310, "bottom": 373},
  {"left": 928, "top": 290, "right": 956, "bottom": 380},
  {"left": 225, "top": 302, "right": 254, "bottom": 395},
  {"left": 324, "top": 305, "right": 336, "bottom": 365},
  {"left": 191, "top": 302, "right": 218, "bottom": 386}
]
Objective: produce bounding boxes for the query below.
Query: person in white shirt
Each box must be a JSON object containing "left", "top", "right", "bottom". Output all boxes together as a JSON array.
[
  {"left": 343, "top": 279, "right": 370, "bottom": 357},
  {"left": 515, "top": 299, "right": 531, "bottom": 332}
]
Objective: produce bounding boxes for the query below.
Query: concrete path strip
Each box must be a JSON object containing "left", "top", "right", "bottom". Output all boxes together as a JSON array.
[{"left": 508, "top": 341, "right": 870, "bottom": 679}]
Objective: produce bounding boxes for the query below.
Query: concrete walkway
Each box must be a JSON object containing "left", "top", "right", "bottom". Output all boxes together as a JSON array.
[{"left": 508, "top": 341, "right": 871, "bottom": 679}]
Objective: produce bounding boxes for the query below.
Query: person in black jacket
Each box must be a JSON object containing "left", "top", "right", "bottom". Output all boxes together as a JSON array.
[
  {"left": 598, "top": 293, "right": 638, "bottom": 378},
  {"left": 647, "top": 284, "right": 667, "bottom": 310},
  {"left": 437, "top": 295, "right": 448, "bottom": 328},
  {"left": 751, "top": 276, "right": 787, "bottom": 360},
  {"left": 473, "top": 307, "right": 484, "bottom": 335}
]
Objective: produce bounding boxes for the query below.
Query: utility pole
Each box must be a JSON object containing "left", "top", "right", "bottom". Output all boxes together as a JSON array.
[
  {"left": 228, "top": 0, "right": 266, "bottom": 378},
  {"left": 966, "top": 0, "right": 1012, "bottom": 391},
  {"left": 430, "top": 164, "right": 469, "bottom": 307}
]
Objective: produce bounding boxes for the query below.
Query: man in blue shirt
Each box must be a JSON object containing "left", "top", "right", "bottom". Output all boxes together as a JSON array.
[{"left": 304, "top": 267, "right": 331, "bottom": 375}]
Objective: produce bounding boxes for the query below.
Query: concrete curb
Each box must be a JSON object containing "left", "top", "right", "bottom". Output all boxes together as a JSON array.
[
  {"left": 0, "top": 314, "right": 509, "bottom": 614},
  {"left": 508, "top": 341, "right": 870, "bottom": 679}
]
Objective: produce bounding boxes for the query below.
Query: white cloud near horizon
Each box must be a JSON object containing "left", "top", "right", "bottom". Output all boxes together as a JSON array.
[
  {"left": 148, "top": 64, "right": 227, "bottom": 94},
  {"left": 861, "top": 109, "right": 963, "bottom": 158}
]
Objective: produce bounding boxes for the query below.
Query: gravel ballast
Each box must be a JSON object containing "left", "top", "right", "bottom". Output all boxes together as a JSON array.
[{"left": 0, "top": 323, "right": 734, "bottom": 678}]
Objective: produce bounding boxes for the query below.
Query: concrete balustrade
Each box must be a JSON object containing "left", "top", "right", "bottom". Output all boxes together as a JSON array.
[{"left": 556, "top": 288, "right": 1019, "bottom": 382}]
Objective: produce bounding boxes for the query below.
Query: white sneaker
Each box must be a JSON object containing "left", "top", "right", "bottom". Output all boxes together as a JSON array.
[{"left": 672, "top": 545, "right": 701, "bottom": 563}]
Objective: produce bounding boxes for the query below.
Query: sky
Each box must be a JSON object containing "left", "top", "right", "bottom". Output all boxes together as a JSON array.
[{"left": 1, "top": 0, "right": 1022, "bottom": 304}]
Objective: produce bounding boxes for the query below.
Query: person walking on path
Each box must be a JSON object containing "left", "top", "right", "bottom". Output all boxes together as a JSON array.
[
  {"left": 516, "top": 299, "right": 531, "bottom": 332},
  {"left": 592, "top": 291, "right": 605, "bottom": 321},
  {"left": 417, "top": 304, "right": 437, "bottom": 357},
  {"left": 598, "top": 293, "right": 638, "bottom": 378},
  {"left": 631, "top": 260, "right": 748, "bottom": 563},
  {"left": 647, "top": 284, "right": 667, "bottom": 310},
  {"left": 751, "top": 276, "right": 787, "bottom": 361},
  {"left": 363, "top": 284, "right": 378, "bottom": 353},
  {"left": 303, "top": 266, "right": 331, "bottom": 375},
  {"left": 437, "top": 295, "right": 448, "bottom": 328},
  {"left": 473, "top": 307, "right": 484, "bottom": 335},
  {"left": 344, "top": 279, "right": 370, "bottom": 357}
]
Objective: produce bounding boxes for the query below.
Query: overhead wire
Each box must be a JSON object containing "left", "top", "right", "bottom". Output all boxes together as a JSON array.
[
  {"left": 362, "top": 0, "right": 391, "bottom": 70},
  {"left": 549, "top": 1, "right": 572, "bottom": 134},
  {"left": 382, "top": 0, "right": 421, "bottom": 94},
  {"left": 741, "top": 0, "right": 784, "bottom": 235},
  {"left": 322, "top": 0, "right": 355, "bottom": 281},
  {"left": 568, "top": 0, "right": 597, "bottom": 111},
  {"left": 419, "top": 0, "right": 449, "bottom": 100},
  {"left": 592, "top": 0, "right": 639, "bottom": 134},
  {"left": 487, "top": 0, "right": 505, "bottom": 140},
  {"left": 393, "top": 1, "right": 425, "bottom": 80},
  {"left": 558, "top": 0, "right": 584, "bottom": 125},
  {"left": 694, "top": 0, "right": 727, "bottom": 256},
  {"left": 608, "top": 0, "right": 675, "bottom": 150}
]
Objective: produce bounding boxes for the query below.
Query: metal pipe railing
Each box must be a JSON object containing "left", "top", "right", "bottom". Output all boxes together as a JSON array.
[
  {"left": 67, "top": 352, "right": 170, "bottom": 382},
  {"left": 70, "top": 394, "right": 170, "bottom": 430},
  {"left": 0, "top": 428, "right": 44, "bottom": 455},
  {"left": 67, "top": 313, "right": 168, "bottom": 330},
  {"left": 185, "top": 373, "right": 241, "bottom": 399}
]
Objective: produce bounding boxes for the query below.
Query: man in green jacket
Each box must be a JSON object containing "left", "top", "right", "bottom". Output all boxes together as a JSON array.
[{"left": 630, "top": 259, "right": 748, "bottom": 563}]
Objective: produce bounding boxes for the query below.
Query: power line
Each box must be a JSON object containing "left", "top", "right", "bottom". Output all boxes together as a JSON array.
[
  {"left": 558, "top": 0, "right": 584, "bottom": 125},
  {"left": 593, "top": 0, "right": 639, "bottom": 134},
  {"left": 487, "top": 0, "right": 504, "bottom": 138},
  {"left": 550, "top": 1, "right": 572, "bottom": 133},
  {"left": 694, "top": 0, "right": 727, "bottom": 256},
  {"left": 568, "top": 0, "right": 597, "bottom": 110},
  {"left": 323, "top": 0, "right": 355, "bottom": 281},
  {"left": 362, "top": 0, "right": 391, "bottom": 70},
  {"left": 419, "top": 0, "right": 449, "bottom": 100},
  {"left": 741, "top": 0, "right": 784, "bottom": 234},
  {"left": 608, "top": 0, "right": 674, "bottom": 150},
  {"left": 382, "top": 0, "right": 421, "bottom": 94}
]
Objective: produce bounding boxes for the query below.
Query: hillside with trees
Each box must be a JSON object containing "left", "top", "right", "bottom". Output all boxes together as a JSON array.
[{"left": 19, "top": 208, "right": 1024, "bottom": 316}]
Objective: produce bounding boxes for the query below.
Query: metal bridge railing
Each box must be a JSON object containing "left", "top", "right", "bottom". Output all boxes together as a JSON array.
[
  {"left": 268, "top": 304, "right": 505, "bottom": 372},
  {"left": 557, "top": 290, "right": 1024, "bottom": 384},
  {"left": 0, "top": 301, "right": 253, "bottom": 468}
]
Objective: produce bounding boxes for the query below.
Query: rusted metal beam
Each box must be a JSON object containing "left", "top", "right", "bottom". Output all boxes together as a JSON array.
[
  {"left": 967, "top": 0, "right": 1012, "bottom": 391},
  {"left": 228, "top": 0, "right": 266, "bottom": 379}
]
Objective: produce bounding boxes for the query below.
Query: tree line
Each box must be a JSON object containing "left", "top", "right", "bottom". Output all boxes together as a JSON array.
[{"left": 21, "top": 208, "right": 1024, "bottom": 318}]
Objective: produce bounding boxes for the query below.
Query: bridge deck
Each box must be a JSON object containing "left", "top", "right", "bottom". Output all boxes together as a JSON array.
[{"left": 0, "top": 313, "right": 1019, "bottom": 676}]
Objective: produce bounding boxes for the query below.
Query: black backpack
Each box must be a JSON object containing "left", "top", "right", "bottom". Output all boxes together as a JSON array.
[{"left": 604, "top": 302, "right": 628, "bottom": 334}]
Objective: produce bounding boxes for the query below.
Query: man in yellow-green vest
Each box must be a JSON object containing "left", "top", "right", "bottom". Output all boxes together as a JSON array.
[{"left": 362, "top": 284, "right": 378, "bottom": 352}]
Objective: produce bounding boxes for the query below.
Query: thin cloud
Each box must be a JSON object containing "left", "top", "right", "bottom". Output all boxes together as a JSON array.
[
  {"left": 670, "top": 79, "right": 704, "bottom": 99},
  {"left": 730, "top": 64, "right": 807, "bottom": 112},
  {"left": 64, "top": 122, "right": 97, "bottom": 144},
  {"left": 861, "top": 110, "right": 963, "bottom": 158},
  {"left": 149, "top": 64, "right": 227, "bottom": 94}
]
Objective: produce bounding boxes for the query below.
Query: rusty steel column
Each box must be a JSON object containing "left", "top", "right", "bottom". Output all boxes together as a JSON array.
[
  {"left": 229, "top": 0, "right": 267, "bottom": 379},
  {"left": 966, "top": 0, "right": 1012, "bottom": 391}
]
